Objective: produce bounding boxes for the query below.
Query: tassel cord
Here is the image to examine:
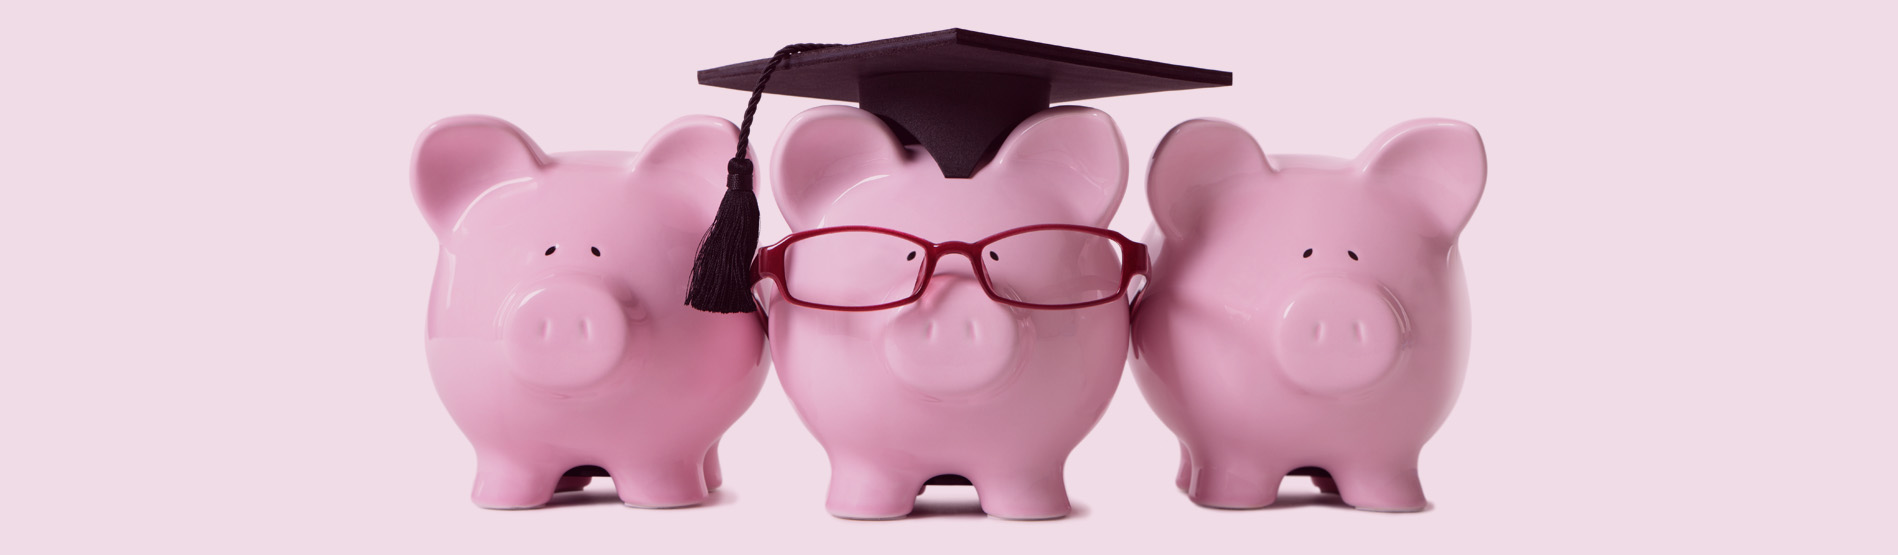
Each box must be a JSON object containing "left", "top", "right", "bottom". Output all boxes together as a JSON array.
[{"left": 686, "top": 43, "right": 838, "bottom": 313}]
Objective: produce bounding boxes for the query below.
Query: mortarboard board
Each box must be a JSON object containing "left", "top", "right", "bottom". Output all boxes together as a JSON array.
[
  {"left": 686, "top": 29, "right": 1231, "bottom": 313},
  {"left": 700, "top": 28, "right": 1231, "bottom": 179}
]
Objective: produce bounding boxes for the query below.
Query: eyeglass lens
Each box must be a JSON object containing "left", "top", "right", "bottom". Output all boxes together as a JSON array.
[
  {"left": 783, "top": 230, "right": 927, "bottom": 308},
  {"left": 981, "top": 228, "right": 1125, "bottom": 306}
]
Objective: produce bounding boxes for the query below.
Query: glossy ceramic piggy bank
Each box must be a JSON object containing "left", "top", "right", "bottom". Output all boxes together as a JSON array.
[
  {"left": 762, "top": 105, "right": 1131, "bottom": 520},
  {"left": 413, "top": 115, "right": 768, "bottom": 510},
  {"left": 1131, "top": 118, "right": 1485, "bottom": 512}
]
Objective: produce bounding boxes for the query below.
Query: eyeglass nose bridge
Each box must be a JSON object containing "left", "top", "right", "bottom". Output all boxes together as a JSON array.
[
  {"left": 909, "top": 240, "right": 1010, "bottom": 310},
  {"left": 933, "top": 240, "right": 981, "bottom": 257},
  {"left": 920, "top": 240, "right": 981, "bottom": 280}
]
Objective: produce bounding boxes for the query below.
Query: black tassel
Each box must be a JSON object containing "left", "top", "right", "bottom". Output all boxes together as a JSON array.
[
  {"left": 686, "top": 159, "right": 763, "bottom": 313},
  {"left": 686, "top": 43, "right": 838, "bottom": 313}
]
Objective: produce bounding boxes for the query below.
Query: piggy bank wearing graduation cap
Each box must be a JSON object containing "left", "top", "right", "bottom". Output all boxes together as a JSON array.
[
  {"left": 1131, "top": 118, "right": 1486, "bottom": 512},
  {"left": 758, "top": 105, "right": 1137, "bottom": 520},
  {"left": 412, "top": 115, "right": 767, "bottom": 509}
]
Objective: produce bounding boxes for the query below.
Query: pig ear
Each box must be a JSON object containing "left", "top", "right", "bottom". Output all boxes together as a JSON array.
[
  {"left": 772, "top": 106, "right": 906, "bottom": 231},
  {"left": 1148, "top": 118, "right": 1272, "bottom": 240},
  {"left": 634, "top": 115, "right": 742, "bottom": 178},
  {"left": 411, "top": 115, "right": 549, "bottom": 238},
  {"left": 992, "top": 106, "right": 1128, "bottom": 224},
  {"left": 1357, "top": 118, "right": 1487, "bottom": 236}
]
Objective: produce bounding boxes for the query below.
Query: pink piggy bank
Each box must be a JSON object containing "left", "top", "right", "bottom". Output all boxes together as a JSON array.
[
  {"left": 1131, "top": 118, "right": 1486, "bottom": 512},
  {"left": 760, "top": 105, "right": 1134, "bottom": 520},
  {"left": 412, "top": 115, "right": 767, "bottom": 510}
]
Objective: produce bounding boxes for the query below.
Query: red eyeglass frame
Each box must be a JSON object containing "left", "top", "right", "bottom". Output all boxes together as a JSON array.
[{"left": 752, "top": 223, "right": 1150, "bottom": 312}]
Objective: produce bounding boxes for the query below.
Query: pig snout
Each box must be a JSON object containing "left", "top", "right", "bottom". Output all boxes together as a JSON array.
[
  {"left": 1272, "top": 277, "right": 1408, "bottom": 395},
  {"left": 502, "top": 276, "right": 630, "bottom": 393},
  {"left": 882, "top": 276, "right": 1024, "bottom": 399}
]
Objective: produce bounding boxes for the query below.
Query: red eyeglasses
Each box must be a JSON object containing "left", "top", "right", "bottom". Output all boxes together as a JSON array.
[{"left": 753, "top": 224, "right": 1149, "bottom": 311}]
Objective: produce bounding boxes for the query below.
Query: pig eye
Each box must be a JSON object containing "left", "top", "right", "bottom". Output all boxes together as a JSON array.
[
  {"left": 1347, "top": 250, "right": 1359, "bottom": 261},
  {"left": 1302, "top": 248, "right": 1313, "bottom": 258},
  {"left": 989, "top": 251, "right": 1000, "bottom": 261},
  {"left": 906, "top": 251, "right": 917, "bottom": 261},
  {"left": 591, "top": 246, "right": 601, "bottom": 257},
  {"left": 544, "top": 246, "right": 557, "bottom": 256}
]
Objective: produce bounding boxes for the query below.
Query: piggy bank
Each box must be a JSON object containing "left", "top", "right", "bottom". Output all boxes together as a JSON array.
[
  {"left": 1131, "top": 118, "right": 1486, "bottom": 512},
  {"left": 412, "top": 115, "right": 768, "bottom": 509},
  {"left": 760, "top": 105, "right": 1134, "bottom": 520}
]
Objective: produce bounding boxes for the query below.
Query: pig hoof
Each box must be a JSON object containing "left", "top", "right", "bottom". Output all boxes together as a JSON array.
[
  {"left": 987, "top": 511, "right": 1068, "bottom": 521},
  {"left": 471, "top": 490, "right": 554, "bottom": 510},
  {"left": 1354, "top": 504, "right": 1428, "bottom": 513},
  {"left": 830, "top": 511, "right": 910, "bottom": 521},
  {"left": 623, "top": 499, "right": 704, "bottom": 510},
  {"left": 1187, "top": 465, "right": 1282, "bottom": 509},
  {"left": 1186, "top": 485, "right": 1277, "bottom": 510},
  {"left": 1190, "top": 499, "right": 1275, "bottom": 510}
]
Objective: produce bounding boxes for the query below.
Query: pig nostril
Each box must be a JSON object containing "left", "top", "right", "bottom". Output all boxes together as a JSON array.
[
  {"left": 581, "top": 319, "right": 592, "bottom": 339},
  {"left": 966, "top": 321, "right": 976, "bottom": 340},
  {"left": 1354, "top": 321, "right": 1366, "bottom": 342},
  {"left": 1313, "top": 322, "right": 1325, "bottom": 340},
  {"left": 540, "top": 319, "right": 552, "bottom": 340}
]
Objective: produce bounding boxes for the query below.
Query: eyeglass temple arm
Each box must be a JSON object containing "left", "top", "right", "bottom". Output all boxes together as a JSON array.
[
  {"left": 750, "top": 247, "right": 769, "bottom": 330},
  {"left": 1127, "top": 241, "right": 1152, "bottom": 316}
]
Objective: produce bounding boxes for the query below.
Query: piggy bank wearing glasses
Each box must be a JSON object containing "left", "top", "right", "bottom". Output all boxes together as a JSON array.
[
  {"left": 1131, "top": 118, "right": 1485, "bottom": 512},
  {"left": 413, "top": 115, "right": 768, "bottom": 510},
  {"left": 761, "top": 105, "right": 1139, "bottom": 520}
]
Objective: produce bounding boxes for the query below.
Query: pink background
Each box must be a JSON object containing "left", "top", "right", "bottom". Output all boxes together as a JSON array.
[{"left": 4, "top": 0, "right": 1892, "bottom": 551}]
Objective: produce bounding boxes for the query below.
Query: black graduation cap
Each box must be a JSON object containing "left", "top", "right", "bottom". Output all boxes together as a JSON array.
[
  {"left": 701, "top": 28, "right": 1231, "bottom": 178},
  {"left": 686, "top": 29, "right": 1231, "bottom": 313}
]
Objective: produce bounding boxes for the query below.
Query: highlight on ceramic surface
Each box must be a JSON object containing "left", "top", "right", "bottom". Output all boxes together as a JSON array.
[{"left": 411, "top": 115, "right": 768, "bottom": 510}]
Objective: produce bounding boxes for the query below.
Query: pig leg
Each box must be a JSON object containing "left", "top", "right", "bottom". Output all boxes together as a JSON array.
[
  {"left": 1331, "top": 460, "right": 1426, "bottom": 512},
  {"left": 1186, "top": 455, "right": 1282, "bottom": 509},
  {"left": 825, "top": 459, "right": 919, "bottom": 520},
  {"left": 553, "top": 475, "right": 592, "bottom": 493},
  {"left": 702, "top": 441, "right": 723, "bottom": 493},
  {"left": 611, "top": 457, "right": 710, "bottom": 509},
  {"left": 470, "top": 456, "right": 562, "bottom": 510},
  {"left": 972, "top": 466, "right": 1071, "bottom": 520},
  {"left": 1310, "top": 473, "right": 1340, "bottom": 495},
  {"left": 1175, "top": 443, "right": 1194, "bottom": 493}
]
